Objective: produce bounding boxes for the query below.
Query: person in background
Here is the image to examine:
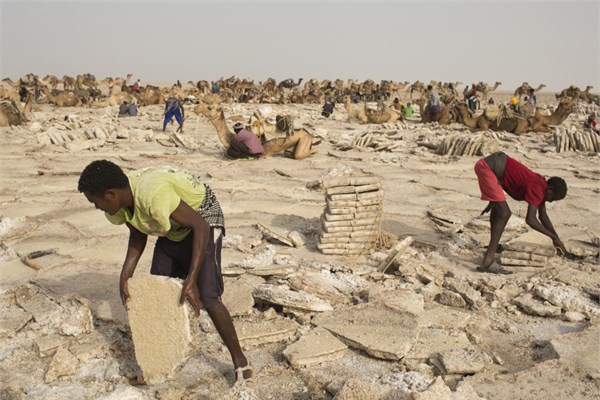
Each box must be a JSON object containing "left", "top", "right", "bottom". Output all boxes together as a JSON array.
[
  {"left": 403, "top": 102, "right": 414, "bottom": 119},
  {"left": 118, "top": 101, "right": 130, "bottom": 117},
  {"left": 133, "top": 79, "right": 141, "bottom": 93},
  {"left": 427, "top": 85, "right": 441, "bottom": 121},
  {"left": 163, "top": 97, "right": 184, "bottom": 133}
]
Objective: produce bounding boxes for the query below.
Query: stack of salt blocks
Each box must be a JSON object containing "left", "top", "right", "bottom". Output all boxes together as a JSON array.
[{"left": 317, "top": 176, "right": 383, "bottom": 256}]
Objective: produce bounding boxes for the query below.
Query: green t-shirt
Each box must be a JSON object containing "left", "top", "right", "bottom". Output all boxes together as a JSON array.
[
  {"left": 106, "top": 166, "right": 206, "bottom": 242},
  {"left": 403, "top": 106, "right": 414, "bottom": 118}
]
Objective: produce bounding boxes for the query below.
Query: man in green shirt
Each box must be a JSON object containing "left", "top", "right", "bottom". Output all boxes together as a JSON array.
[{"left": 78, "top": 160, "right": 252, "bottom": 384}]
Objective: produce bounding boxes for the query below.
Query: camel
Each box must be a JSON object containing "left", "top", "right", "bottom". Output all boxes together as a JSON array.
[
  {"left": 76, "top": 74, "right": 98, "bottom": 90},
  {"left": 42, "top": 75, "right": 62, "bottom": 91},
  {"left": 515, "top": 82, "right": 544, "bottom": 99},
  {"left": 564, "top": 85, "right": 598, "bottom": 104},
  {"left": 408, "top": 81, "right": 427, "bottom": 100},
  {"left": 529, "top": 98, "right": 575, "bottom": 132},
  {"left": 365, "top": 107, "right": 402, "bottom": 124},
  {"left": 0, "top": 93, "right": 33, "bottom": 127},
  {"left": 63, "top": 75, "right": 76, "bottom": 90},
  {"left": 93, "top": 92, "right": 136, "bottom": 107},
  {"left": 578, "top": 85, "right": 594, "bottom": 102},
  {"left": 40, "top": 86, "right": 81, "bottom": 107},
  {"left": 479, "top": 98, "right": 573, "bottom": 134},
  {"left": 476, "top": 81, "right": 502, "bottom": 101},
  {"left": 414, "top": 97, "right": 456, "bottom": 125},
  {"left": 556, "top": 85, "right": 581, "bottom": 100},
  {"left": 135, "top": 85, "right": 164, "bottom": 106},
  {"left": 454, "top": 102, "right": 490, "bottom": 131},
  {"left": 343, "top": 96, "right": 367, "bottom": 123},
  {"left": 278, "top": 78, "right": 303, "bottom": 90},
  {"left": 194, "top": 100, "right": 317, "bottom": 160}
]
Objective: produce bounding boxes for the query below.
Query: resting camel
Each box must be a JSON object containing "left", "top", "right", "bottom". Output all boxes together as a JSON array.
[
  {"left": 135, "top": 85, "right": 164, "bottom": 106},
  {"left": 529, "top": 98, "right": 575, "bottom": 132},
  {"left": 454, "top": 102, "right": 490, "bottom": 131},
  {"left": 365, "top": 107, "right": 402, "bottom": 124},
  {"left": 41, "top": 86, "right": 82, "bottom": 107},
  {"left": 414, "top": 97, "right": 456, "bottom": 125},
  {"left": 194, "top": 100, "right": 317, "bottom": 160},
  {"left": 92, "top": 92, "right": 136, "bottom": 107},
  {"left": 343, "top": 96, "right": 367, "bottom": 123},
  {"left": 479, "top": 98, "right": 574, "bottom": 134},
  {"left": 0, "top": 93, "right": 33, "bottom": 127}
]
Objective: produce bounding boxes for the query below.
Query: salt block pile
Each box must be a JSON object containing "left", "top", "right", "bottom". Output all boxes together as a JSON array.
[
  {"left": 501, "top": 241, "right": 556, "bottom": 271},
  {"left": 435, "top": 132, "right": 499, "bottom": 156},
  {"left": 554, "top": 125, "right": 599, "bottom": 153},
  {"left": 127, "top": 275, "right": 193, "bottom": 384},
  {"left": 317, "top": 175, "right": 383, "bottom": 256}
]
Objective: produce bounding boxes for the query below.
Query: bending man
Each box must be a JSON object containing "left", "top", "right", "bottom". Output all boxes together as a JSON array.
[
  {"left": 474, "top": 151, "right": 571, "bottom": 273},
  {"left": 78, "top": 161, "right": 252, "bottom": 384}
]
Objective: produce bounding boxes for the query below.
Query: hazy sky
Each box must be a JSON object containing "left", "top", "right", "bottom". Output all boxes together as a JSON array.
[{"left": 1, "top": 0, "right": 598, "bottom": 92}]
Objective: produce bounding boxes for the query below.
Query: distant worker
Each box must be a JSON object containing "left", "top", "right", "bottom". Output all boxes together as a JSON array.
[
  {"left": 211, "top": 81, "right": 220, "bottom": 94},
  {"left": 322, "top": 97, "right": 335, "bottom": 118},
  {"left": 427, "top": 85, "right": 441, "bottom": 121},
  {"left": 128, "top": 102, "right": 138, "bottom": 117},
  {"left": 584, "top": 114, "right": 599, "bottom": 134},
  {"left": 118, "top": 101, "right": 130, "bottom": 117},
  {"left": 133, "top": 79, "right": 141, "bottom": 93},
  {"left": 509, "top": 96, "right": 521, "bottom": 113},
  {"left": 468, "top": 83, "right": 478, "bottom": 112},
  {"left": 527, "top": 88, "right": 537, "bottom": 108},
  {"left": 227, "top": 122, "right": 265, "bottom": 159},
  {"left": 392, "top": 97, "right": 402, "bottom": 111},
  {"left": 403, "top": 102, "right": 414, "bottom": 119},
  {"left": 163, "top": 97, "right": 184, "bottom": 133},
  {"left": 19, "top": 86, "right": 29, "bottom": 103}
]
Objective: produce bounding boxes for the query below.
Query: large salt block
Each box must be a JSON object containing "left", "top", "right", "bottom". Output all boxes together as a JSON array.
[{"left": 128, "top": 275, "right": 192, "bottom": 384}]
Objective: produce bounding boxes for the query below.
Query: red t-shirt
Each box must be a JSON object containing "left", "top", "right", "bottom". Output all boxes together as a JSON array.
[{"left": 501, "top": 156, "right": 547, "bottom": 208}]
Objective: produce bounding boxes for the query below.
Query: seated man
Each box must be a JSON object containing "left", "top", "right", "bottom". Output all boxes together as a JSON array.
[
  {"left": 227, "top": 123, "right": 264, "bottom": 159},
  {"left": 128, "top": 103, "right": 138, "bottom": 117},
  {"left": 403, "top": 102, "right": 414, "bottom": 118},
  {"left": 118, "top": 101, "right": 130, "bottom": 117}
]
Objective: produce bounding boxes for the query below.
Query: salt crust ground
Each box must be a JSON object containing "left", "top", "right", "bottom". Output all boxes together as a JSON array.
[{"left": 0, "top": 91, "right": 599, "bottom": 399}]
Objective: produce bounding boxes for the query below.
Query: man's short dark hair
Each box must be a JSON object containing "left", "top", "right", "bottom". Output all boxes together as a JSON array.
[
  {"left": 548, "top": 177, "right": 567, "bottom": 200},
  {"left": 78, "top": 160, "right": 128, "bottom": 195}
]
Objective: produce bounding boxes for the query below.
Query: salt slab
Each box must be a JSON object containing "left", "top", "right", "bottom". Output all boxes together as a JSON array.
[{"left": 128, "top": 275, "right": 192, "bottom": 384}]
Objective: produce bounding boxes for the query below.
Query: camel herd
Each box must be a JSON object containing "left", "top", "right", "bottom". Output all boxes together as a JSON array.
[{"left": 0, "top": 73, "right": 598, "bottom": 133}]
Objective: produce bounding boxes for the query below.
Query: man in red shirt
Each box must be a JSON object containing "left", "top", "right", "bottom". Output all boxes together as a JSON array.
[{"left": 474, "top": 151, "right": 571, "bottom": 273}]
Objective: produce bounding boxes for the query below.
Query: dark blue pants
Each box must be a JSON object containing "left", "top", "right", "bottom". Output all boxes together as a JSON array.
[{"left": 163, "top": 108, "right": 182, "bottom": 129}]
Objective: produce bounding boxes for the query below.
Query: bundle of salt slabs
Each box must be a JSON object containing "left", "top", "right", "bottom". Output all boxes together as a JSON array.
[
  {"left": 501, "top": 241, "right": 556, "bottom": 271},
  {"left": 317, "top": 176, "right": 383, "bottom": 256}
]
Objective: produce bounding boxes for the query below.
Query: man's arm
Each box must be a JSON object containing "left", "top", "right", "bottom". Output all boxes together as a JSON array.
[
  {"left": 525, "top": 203, "right": 569, "bottom": 255},
  {"left": 120, "top": 223, "right": 148, "bottom": 308},
  {"left": 169, "top": 200, "right": 210, "bottom": 316},
  {"left": 538, "top": 203, "right": 570, "bottom": 256}
]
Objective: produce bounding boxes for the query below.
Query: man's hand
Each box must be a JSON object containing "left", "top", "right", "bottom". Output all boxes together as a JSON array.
[
  {"left": 480, "top": 202, "right": 493, "bottom": 216},
  {"left": 180, "top": 280, "right": 202, "bottom": 317},
  {"left": 119, "top": 277, "right": 131, "bottom": 309}
]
